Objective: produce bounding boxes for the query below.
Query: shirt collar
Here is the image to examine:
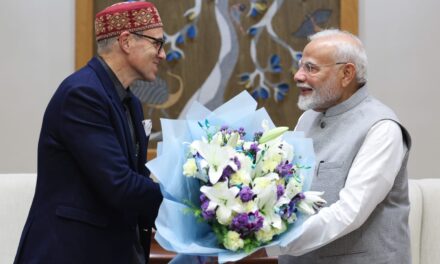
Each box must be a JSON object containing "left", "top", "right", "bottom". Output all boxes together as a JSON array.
[{"left": 96, "top": 56, "right": 131, "bottom": 102}]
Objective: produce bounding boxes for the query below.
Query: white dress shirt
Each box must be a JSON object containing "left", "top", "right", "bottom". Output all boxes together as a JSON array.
[{"left": 266, "top": 120, "right": 406, "bottom": 256}]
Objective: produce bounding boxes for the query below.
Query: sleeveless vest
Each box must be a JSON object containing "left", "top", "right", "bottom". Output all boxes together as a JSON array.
[{"left": 279, "top": 88, "right": 411, "bottom": 264}]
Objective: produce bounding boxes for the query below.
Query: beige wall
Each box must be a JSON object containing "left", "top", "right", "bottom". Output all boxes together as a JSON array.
[
  {"left": 0, "top": 0, "right": 75, "bottom": 172},
  {"left": 1, "top": 0, "right": 439, "bottom": 180},
  {"left": 359, "top": 0, "right": 440, "bottom": 179}
]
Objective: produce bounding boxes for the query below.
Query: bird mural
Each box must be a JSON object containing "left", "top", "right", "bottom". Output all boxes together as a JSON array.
[
  {"left": 131, "top": 71, "right": 184, "bottom": 141},
  {"left": 131, "top": 71, "right": 184, "bottom": 117},
  {"left": 292, "top": 9, "right": 332, "bottom": 38}
]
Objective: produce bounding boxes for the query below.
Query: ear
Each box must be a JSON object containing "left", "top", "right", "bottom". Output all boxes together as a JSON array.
[
  {"left": 341, "top": 63, "right": 356, "bottom": 87},
  {"left": 117, "top": 31, "right": 131, "bottom": 53}
]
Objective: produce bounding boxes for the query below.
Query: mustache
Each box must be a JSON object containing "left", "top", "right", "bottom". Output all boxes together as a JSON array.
[{"left": 296, "top": 83, "right": 313, "bottom": 89}]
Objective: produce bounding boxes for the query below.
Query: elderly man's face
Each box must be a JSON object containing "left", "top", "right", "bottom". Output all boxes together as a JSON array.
[{"left": 293, "top": 40, "right": 345, "bottom": 112}]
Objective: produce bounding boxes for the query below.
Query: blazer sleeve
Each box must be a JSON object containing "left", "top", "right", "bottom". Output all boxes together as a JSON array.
[{"left": 58, "top": 85, "right": 162, "bottom": 216}]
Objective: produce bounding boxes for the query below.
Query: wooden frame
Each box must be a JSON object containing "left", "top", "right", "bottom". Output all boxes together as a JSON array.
[
  {"left": 75, "top": 0, "right": 94, "bottom": 70},
  {"left": 75, "top": 0, "right": 358, "bottom": 70}
]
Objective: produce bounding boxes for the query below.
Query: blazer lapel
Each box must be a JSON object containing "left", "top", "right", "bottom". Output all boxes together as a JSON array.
[
  {"left": 88, "top": 57, "right": 137, "bottom": 169},
  {"left": 127, "top": 90, "right": 149, "bottom": 172}
]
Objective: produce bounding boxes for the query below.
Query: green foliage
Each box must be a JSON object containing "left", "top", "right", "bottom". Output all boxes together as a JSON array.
[
  {"left": 242, "top": 236, "right": 263, "bottom": 253},
  {"left": 183, "top": 200, "right": 204, "bottom": 222},
  {"left": 212, "top": 222, "right": 228, "bottom": 243}
]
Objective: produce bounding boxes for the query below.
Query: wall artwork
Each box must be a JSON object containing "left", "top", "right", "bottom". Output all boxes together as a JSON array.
[{"left": 76, "top": 0, "right": 358, "bottom": 147}]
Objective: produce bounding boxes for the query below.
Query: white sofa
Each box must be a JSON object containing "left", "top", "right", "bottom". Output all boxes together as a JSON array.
[
  {"left": 0, "top": 174, "right": 36, "bottom": 264},
  {"left": 408, "top": 179, "right": 440, "bottom": 264},
  {"left": 1, "top": 174, "right": 439, "bottom": 264}
]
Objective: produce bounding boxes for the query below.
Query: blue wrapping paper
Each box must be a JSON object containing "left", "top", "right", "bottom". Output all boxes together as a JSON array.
[{"left": 146, "top": 91, "right": 315, "bottom": 263}]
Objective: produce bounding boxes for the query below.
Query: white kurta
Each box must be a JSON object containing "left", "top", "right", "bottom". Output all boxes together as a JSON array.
[{"left": 266, "top": 120, "right": 406, "bottom": 256}]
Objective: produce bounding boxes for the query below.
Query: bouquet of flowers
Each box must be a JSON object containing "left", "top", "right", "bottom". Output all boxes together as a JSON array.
[
  {"left": 182, "top": 120, "right": 325, "bottom": 253},
  {"left": 147, "top": 91, "right": 324, "bottom": 263}
]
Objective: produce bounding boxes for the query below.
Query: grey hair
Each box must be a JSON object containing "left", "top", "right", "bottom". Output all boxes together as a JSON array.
[
  {"left": 96, "top": 36, "right": 118, "bottom": 55},
  {"left": 309, "top": 29, "right": 368, "bottom": 87}
]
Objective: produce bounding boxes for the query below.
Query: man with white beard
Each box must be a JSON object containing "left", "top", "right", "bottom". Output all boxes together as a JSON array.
[{"left": 250, "top": 29, "right": 412, "bottom": 264}]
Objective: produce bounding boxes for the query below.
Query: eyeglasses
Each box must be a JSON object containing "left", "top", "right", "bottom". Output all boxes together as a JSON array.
[
  {"left": 131, "top": 32, "right": 165, "bottom": 55},
  {"left": 298, "top": 60, "right": 348, "bottom": 75}
]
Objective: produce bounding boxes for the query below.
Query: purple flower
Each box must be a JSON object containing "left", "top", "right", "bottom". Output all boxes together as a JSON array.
[
  {"left": 253, "top": 131, "right": 263, "bottom": 142},
  {"left": 279, "top": 204, "right": 292, "bottom": 220},
  {"left": 232, "top": 156, "right": 241, "bottom": 170},
  {"left": 200, "top": 193, "right": 208, "bottom": 203},
  {"left": 239, "top": 186, "right": 254, "bottom": 202},
  {"left": 236, "top": 127, "right": 246, "bottom": 139},
  {"left": 287, "top": 192, "right": 306, "bottom": 214},
  {"left": 250, "top": 143, "right": 259, "bottom": 151},
  {"left": 275, "top": 161, "right": 293, "bottom": 177},
  {"left": 278, "top": 193, "right": 306, "bottom": 220},
  {"left": 219, "top": 165, "right": 235, "bottom": 181},
  {"left": 201, "top": 200, "right": 215, "bottom": 221},
  {"left": 292, "top": 192, "right": 305, "bottom": 202},
  {"left": 249, "top": 143, "right": 260, "bottom": 154},
  {"left": 219, "top": 157, "right": 242, "bottom": 181},
  {"left": 247, "top": 143, "right": 260, "bottom": 161},
  {"left": 220, "top": 125, "right": 229, "bottom": 132},
  {"left": 276, "top": 184, "right": 285, "bottom": 199},
  {"left": 230, "top": 211, "right": 264, "bottom": 237}
]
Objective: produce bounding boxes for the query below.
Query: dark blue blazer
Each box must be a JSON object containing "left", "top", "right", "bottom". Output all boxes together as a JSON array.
[{"left": 14, "top": 57, "right": 163, "bottom": 264}]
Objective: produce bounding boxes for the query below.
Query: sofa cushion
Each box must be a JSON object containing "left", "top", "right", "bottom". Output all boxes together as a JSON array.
[
  {"left": 409, "top": 179, "right": 422, "bottom": 264},
  {"left": 417, "top": 179, "right": 440, "bottom": 264},
  {"left": 0, "top": 174, "right": 36, "bottom": 264}
]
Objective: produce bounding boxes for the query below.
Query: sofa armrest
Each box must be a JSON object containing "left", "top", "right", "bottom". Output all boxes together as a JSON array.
[
  {"left": 409, "top": 179, "right": 423, "bottom": 264},
  {"left": 417, "top": 179, "right": 440, "bottom": 264},
  {"left": 0, "top": 174, "right": 36, "bottom": 264}
]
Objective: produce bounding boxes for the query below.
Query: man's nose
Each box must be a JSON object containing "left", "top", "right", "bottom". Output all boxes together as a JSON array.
[
  {"left": 293, "top": 67, "right": 306, "bottom": 82},
  {"left": 157, "top": 48, "right": 166, "bottom": 60}
]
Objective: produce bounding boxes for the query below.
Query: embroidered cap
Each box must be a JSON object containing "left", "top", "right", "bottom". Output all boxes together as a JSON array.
[{"left": 95, "top": 1, "right": 163, "bottom": 41}]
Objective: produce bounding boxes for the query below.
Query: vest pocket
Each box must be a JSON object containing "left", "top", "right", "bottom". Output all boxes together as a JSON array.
[
  {"left": 56, "top": 205, "right": 108, "bottom": 228},
  {"left": 317, "top": 161, "right": 344, "bottom": 171},
  {"left": 313, "top": 161, "right": 347, "bottom": 204}
]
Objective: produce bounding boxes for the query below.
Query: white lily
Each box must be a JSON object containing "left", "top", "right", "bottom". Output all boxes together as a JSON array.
[
  {"left": 230, "top": 154, "right": 253, "bottom": 186},
  {"left": 275, "top": 177, "right": 302, "bottom": 207},
  {"left": 284, "top": 177, "right": 302, "bottom": 200},
  {"left": 252, "top": 172, "right": 279, "bottom": 195},
  {"left": 297, "top": 191, "right": 327, "bottom": 215},
  {"left": 200, "top": 181, "right": 241, "bottom": 225},
  {"left": 255, "top": 181, "right": 283, "bottom": 229},
  {"left": 191, "top": 140, "right": 235, "bottom": 184},
  {"left": 211, "top": 132, "right": 224, "bottom": 146},
  {"left": 254, "top": 137, "right": 289, "bottom": 176},
  {"left": 226, "top": 132, "right": 239, "bottom": 147},
  {"left": 236, "top": 199, "right": 258, "bottom": 213},
  {"left": 280, "top": 140, "right": 294, "bottom": 162}
]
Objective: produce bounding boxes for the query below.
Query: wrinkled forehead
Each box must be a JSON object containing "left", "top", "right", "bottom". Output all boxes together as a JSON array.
[{"left": 302, "top": 39, "right": 338, "bottom": 64}]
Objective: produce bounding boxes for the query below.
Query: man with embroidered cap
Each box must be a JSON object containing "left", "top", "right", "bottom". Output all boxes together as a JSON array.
[
  {"left": 14, "top": 2, "right": 165, "bottom": 263},
  {"left": 249, "top": 29, "right": 412, "bottom": 263}
]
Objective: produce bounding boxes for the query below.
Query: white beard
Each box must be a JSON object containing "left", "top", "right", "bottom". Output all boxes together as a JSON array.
[{"left": 297, "top": 75, "right": 339, "bottom": 111}]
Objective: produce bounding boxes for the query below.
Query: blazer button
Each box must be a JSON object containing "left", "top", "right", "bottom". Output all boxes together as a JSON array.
[{"left": 320, "top": 121, "right": 326, "bottom": 128}]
